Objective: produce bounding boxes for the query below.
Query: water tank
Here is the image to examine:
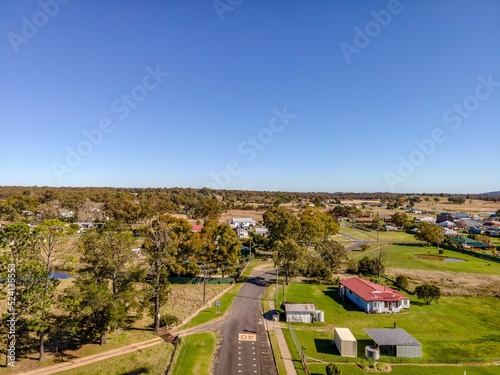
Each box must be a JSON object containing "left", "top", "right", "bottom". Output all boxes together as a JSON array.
[
  {"left": 315, "top": 310, "right": 324, "bottom": 323},
  {"left": 365, "top": 346, "right": 380, "bottom": 360}
]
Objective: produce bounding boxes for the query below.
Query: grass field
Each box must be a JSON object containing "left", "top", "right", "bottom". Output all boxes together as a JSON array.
[
  {"left": 349, "top": 244, "right": 500, "bottom": 275},
  {"left": 307, "top": 363, "right": 500, "bottom": 375},
  {"left": 340, "top": 224, "right": 422, "bottom": 243},
  {"left": 170, "top": 332, "right": 217, "bottom": 375},
  {"left": 277, "top": 282, "right": 500, "bottom": 364},
  {"left": 55, "top": 342, "right": 173, "bottom": 375}
]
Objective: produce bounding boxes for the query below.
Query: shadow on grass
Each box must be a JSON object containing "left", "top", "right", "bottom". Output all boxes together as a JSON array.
[
  {"left": 314, "top": 338, "right": 336, "bottom": 355},
  {"left": 118, "top": 367, "right": 148, "bottom": 375},
  {"left": 322, "top": 287, "right": 362, "bottom": 312}
]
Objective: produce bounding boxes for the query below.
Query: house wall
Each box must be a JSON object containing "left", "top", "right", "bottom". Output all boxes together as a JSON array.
[
  {"left": 286, "top": 312, "right": 313, "bottom": 323},
  {"left": 396, "top": 345, "right": 422, "bottom": 358}
]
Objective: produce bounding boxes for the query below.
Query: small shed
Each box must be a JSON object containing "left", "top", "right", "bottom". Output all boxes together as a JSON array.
[
  {"left": 364, "top": 328, "right": 422, "bottom": 358},
  {"left": 334, "top": 328, "right": 357, "bottom": 357},
  {"left": 284, "top": 303, "right": 316, "bottom": 323}
]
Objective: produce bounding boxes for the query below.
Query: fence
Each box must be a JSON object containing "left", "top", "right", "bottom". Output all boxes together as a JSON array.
[
  {"left": 168, "top": 276, "right": 235, "bottom": 284},
  {"left": 288, "top": 322, "right": 310, "bottom": 375}
]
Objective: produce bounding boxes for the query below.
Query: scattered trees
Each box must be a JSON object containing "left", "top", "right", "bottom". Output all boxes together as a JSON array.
[
  {"left": 414, "top": 284, "right": 441, "bottom": 305},
  {"left": 273, "top": 238, "right": 305, "bottom": 284}
]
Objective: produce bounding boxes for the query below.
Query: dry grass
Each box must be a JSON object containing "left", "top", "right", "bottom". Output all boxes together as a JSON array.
[{"left": 385, "top": 267, "right": 500, "bottom": 297}]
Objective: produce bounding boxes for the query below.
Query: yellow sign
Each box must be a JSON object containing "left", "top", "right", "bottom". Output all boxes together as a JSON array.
[{"left": 238, "top": 333, "right": 257, "bottom": 341}]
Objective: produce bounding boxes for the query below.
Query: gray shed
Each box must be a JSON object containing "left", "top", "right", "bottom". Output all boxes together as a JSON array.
[
  {"left": 284, "top": 303, "right": 316, "bottom": 323},
  {"left": 334, "top": 328, "right": 357, "bottom": 357},
  {"left": 364, "top": 329, "right": 422, "bottom": 358}
]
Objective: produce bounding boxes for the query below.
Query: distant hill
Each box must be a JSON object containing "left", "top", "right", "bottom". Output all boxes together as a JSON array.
[{"left": 483, "top": 191, "right": 500, "bottom": 195}]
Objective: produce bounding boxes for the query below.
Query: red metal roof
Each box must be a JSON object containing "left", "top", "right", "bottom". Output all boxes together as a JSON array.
[{"left": 340, "top": 277, "right": 408, "bottom": 302}]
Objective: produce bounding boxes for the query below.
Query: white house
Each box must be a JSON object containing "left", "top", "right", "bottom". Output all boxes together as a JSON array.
[
  {"left": 230, "top": 218, "right": 256, "bottom": 228},
  {"left": 418, "top": 216, "right": 436, "bottom": 223},
  {"left": 339, "top": 277, "right": 410, "bottom": 314}
]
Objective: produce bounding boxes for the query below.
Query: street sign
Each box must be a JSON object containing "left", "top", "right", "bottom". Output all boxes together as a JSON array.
[{"left": 215, "top": 300, "right": 220, "bottom": 307}]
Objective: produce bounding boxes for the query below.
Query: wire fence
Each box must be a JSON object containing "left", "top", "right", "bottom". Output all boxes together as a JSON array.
[{"left": 288, "top": 322, "right": 310, "bottom": 375}]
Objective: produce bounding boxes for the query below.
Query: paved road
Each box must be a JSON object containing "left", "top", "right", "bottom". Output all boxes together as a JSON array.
[{"left": 214, "top": 270, "right": 278, "bottom": 375}]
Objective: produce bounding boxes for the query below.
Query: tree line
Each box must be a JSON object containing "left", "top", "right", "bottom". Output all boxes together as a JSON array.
[{"left": 0, "top": 215, "right": 241, "bottom": 362}]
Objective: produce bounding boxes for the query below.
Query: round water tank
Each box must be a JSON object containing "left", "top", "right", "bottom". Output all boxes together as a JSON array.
[
  {"left": 365, "top": 346, "right": 380, "bottom": 360},
  {"left": 316, "top": 310, "right": 324, "bottom": 323}
]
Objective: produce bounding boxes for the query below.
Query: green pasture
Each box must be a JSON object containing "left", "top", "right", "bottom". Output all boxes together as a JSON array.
[
  {"left": 349, "top": 244, "right": 500, "bottom": 275},
  {"left": 277, "top": 282, "right": 500, "bottom": 364}
]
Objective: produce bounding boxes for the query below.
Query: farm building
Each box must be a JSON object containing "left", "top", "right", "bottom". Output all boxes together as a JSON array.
[
  {"left": 364, "top": 328, "right": 422, "bottom": 358},
  {"left": 334, "top": 328, "right": 357, "bottom": 357},
  {"left": 339, "top": 277, "right": 410, "bottom": 313},
  {"left": 284, "top": 303, "right": 316, "bottom": 323}
]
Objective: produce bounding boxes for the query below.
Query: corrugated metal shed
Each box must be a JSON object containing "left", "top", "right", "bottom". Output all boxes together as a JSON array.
[
  {"left": 334, "top": 328, "right": 357, "bottom": 357},
  {"left": 284, "top": 303, "right": 316, "bottom": 323},
  {"left": 364, "top": 329, "right": 421, "bottom": 358}
]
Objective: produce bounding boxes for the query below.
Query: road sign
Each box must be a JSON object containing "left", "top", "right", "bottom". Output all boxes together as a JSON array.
[
  {"left": 215, "top": 300, "right": 220, "bottom": 307},
  {"left": 238, "top": 333, "right": 257, "bottom": 341}
]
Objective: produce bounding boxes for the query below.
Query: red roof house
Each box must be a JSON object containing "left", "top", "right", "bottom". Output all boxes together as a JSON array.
[{"left": 339, "top": 277, "right": 410, "bottom": 313}]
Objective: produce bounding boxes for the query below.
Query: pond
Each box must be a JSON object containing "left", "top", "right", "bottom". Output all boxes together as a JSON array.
[
  {"left": 414, "top": 254, "right": 466, "bottom": 263},
  {"left": 50, "top": 271, "right": 74, "bottom": 279}
]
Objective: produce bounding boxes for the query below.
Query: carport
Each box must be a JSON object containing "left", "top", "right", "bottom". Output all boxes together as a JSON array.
[{"left": 364, "top": 328, "right": 422, "bottom": 358}]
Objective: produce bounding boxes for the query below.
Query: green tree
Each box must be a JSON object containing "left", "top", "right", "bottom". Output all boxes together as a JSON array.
[
  {"left": 273, "top": 238, "right": 304, "bottom": 284},
  {"left": 315, "top": 239, "right": 346, "bottom": 272},
  {"left": 143, "top": 215, "right": 177, "bottom": 332},
  {"left": 326, "top": 362, "right": 342, "bottom": 375},
  {"left": 414, "top": 284, "right": 441, "bottom": 305},
  {"left": 390, "top": 212, "right": 412, "bottom": 229},
  {"left": 298, "top": 207, "right": 339, "bottom": 247},
  {"left": 415, "top": 222, "right": 445, "bottom": 248},
  {"left": 32, "top": 219, "right": 73, "bottom": 360},
  {"left": 263, "top": 207, "right": 300, "bottom": 247},
  {"left": 395, "top": 274, "right": 409, "bottom": 290},
  {"left": 64, "top": 224, "right": 140, "bottom": 344}
]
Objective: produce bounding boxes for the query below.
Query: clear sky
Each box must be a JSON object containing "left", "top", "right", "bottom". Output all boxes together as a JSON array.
[{"left": 1, "top": 0, "right": 499, "bottom": 194}]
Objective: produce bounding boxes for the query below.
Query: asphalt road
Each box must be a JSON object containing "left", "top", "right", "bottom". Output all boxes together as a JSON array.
[{"left": 213, "top": 270, "right": 278, "bottom": 375}]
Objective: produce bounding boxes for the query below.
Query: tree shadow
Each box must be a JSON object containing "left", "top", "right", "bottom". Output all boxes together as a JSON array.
[{"left": 118, "top": 367, "right": 148, "bottom": 375}]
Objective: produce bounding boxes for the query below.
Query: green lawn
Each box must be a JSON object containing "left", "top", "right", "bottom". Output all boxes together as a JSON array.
[
  {"left": 340, "top": 225, "right": 421, "bottom": 243},
  {"left": 170, "top": 332, "right": 217, "bottom": 375},
  {"left": 308, "top": 363, "right": 500, "bottom": 375},
  {"left": 56, "top": 342, "right": 173, "bottom": 375},
  {"left": 278, "top": 283, "right": 500, "bottom": 364},
  {"left": 350, "top": 244, "right": 500, "bottom": 275}
]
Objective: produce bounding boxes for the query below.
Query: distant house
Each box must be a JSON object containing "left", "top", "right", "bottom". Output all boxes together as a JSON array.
[
  {"left": 236, "top": 227, "right": 249, "bottom": 239},
  {"left": 284, "top": 303, "right": 317, "bottom": 323},
  {"left": 339, "top": 277, "right": 410, "bottom": 314},
  {"left": 436, "top": 220, "right": 457, "bottom": 229},
  {"left": 418, "top": 216, "right": 436, "bottom": 223},
  {"left": 437, "top": 212, "right": 469, "bottom": 223},
  {"left": 191, "top": 224, "right": 203, "bottom": 232},
  {"left": 384, "top": 225, "right": 399, "bottom": 232},
  {"left": 61, "top": 210, "right": 75, "bottom": 219},
  {"left": 253, "top": 227, "right": 269, "bottom": 237},
  {"left": 230, "top": 218, "right": 256, "bottom": 228}
]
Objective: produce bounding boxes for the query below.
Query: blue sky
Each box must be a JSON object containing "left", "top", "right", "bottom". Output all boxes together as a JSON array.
[{"left": 1, "top": 0, "right": 499, "bottom": 194}]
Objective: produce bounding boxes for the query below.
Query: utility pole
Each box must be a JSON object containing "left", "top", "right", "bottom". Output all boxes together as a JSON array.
[
  {"left": 275, "top": 266, "right": 279, "bottom": 302},
  {"left": 202, "top": 265, "right": 207, "bottom": 303}
]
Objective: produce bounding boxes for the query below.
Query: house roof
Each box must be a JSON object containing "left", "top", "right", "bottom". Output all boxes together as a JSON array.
[
  {"left": 191, "top": 224, "right": 203, "bottom": 232},
  {"left": 284, "top": 303, "right": 316, "bottom": 313},
  {"left": 340, "top": 277, "right": 408, "bottom": 302},
  {"left": 364, "top": 329, "right": 421, "bottom": 346},
  {"left": 231, "top": 217, "right": 256, "bottom": 223}
]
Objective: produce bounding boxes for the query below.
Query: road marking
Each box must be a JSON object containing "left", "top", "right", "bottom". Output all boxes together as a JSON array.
[{"left": 238, "top": 333, "right": 257, "bottom": 341}]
